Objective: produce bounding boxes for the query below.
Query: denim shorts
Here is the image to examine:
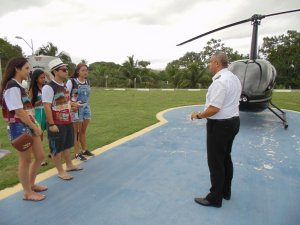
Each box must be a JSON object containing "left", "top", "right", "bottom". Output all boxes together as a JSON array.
[
  {"left": 72, "top": 105, "right": 91, "bottom": 122},
  {"left": 9, "top": 122, "right": 33, "bottom": 141}
]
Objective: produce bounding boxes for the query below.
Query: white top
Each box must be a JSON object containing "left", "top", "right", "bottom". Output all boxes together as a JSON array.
[
  {"left": 66, "top": 78, "right": 86, "bottom": 92},
  {"left": 66, "top": 79, "right": 73, "bottom": 92},
  {"left": 4, "top": 79, "right": 23, "bottom": 111},
  {"left": 42, "top": 79, "right": 64, "bottom": 103},
  {"left": 204, "top": 68, "right": 241, "bottom": 119}
]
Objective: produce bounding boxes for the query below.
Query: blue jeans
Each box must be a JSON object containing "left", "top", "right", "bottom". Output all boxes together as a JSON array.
[{"left": 9, "top": 122, "right": 33, "bottom": 141}]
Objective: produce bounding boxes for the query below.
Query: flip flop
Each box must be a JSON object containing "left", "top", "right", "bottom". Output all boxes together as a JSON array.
[
  {"left": 32, "top": 185, "right": 48, "bottom": 192},
  {"left": 58, "top": 173, "right": 73, "bottom": 181},
  {"left": 66, "top": 166, "right": 83, "bottom": 172},
  {"left": 41, "top": 161, "right": 48, "bottom": 166},
  {"left": 23, "top": 193, "right": 46, "bottom": 201}
]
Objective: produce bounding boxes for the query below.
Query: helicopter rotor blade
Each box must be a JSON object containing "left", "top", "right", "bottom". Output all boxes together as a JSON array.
[
  {"left": 176, "top": 18, "right": 251, "bottom": 46},
  {"left": 177, "top": 8, "right": 300, "bottom": 47},
  {"left": 263, "top": 8, "right": 300, "bottom": 18}
]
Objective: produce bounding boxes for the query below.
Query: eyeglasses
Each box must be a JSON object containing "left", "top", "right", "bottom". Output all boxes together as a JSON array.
[{"left": 57, "top": 68, "right": 68, "bottom": 72}]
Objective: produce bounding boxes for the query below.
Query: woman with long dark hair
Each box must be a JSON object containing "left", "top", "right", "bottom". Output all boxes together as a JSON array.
[
  {"left": 66, "top": 63, "right": 94, "bottom": 161},
  {"left": 0, "top": 57, "right": 47, "bottom": 201},
  {"left": 29, "top": 69, "right": 48, "bottom": 166}
]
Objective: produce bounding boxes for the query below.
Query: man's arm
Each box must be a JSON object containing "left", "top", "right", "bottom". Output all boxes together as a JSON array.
[
  {"left": 191, "top": 105, "right": 220, "bottom": 120},
  {"left": 43, "top": 103, "right": 59, "bottom": 132}
]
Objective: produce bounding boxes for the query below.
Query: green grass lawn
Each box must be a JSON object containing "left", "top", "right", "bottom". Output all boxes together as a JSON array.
[{"left": 0, "top": 89, "right": 299, "bottom": 190}]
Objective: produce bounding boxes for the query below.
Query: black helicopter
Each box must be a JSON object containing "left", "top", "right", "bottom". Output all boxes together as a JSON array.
[{"left": 177, "top": 9, "right": 300, "bottom": 129}]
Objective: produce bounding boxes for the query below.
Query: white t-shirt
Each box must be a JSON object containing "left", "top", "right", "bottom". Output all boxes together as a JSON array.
[
  {"left": 4, "top": 79, "right": 24, "bottom": 111},
  {"left": 42, "top": 79, "right": 64, "bottom": 103},
  {"left": 204, "top": 68, "right": 242, "bottom": 119},
  {"left": 66, "top": 79, "right": 73, "bottom": 93},
  {"left": 66, "top": 78, "right": 86, "bottom": 92}
]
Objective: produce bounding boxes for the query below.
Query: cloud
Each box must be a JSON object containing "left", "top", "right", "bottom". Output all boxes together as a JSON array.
[
  {"left": 132, "top": 0, "right": 205, "bottom": 25},
  {"left": 0, "top": 0, "right": 49, "bottom": 17},
  {"left": 0, "top": 0, "right": 299, "bottom": 69}
]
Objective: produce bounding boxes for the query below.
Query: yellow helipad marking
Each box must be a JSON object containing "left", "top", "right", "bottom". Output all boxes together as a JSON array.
[{"left": 0, "top": 105, "right": 199, "bottom": 201}]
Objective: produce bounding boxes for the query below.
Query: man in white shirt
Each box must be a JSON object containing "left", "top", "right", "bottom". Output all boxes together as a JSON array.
[
  {"left": 42, "top": 58, "right": 82, "bottom": 181},
  {"left": 191, "top": 52, "right": 242, "bottom": 208}
]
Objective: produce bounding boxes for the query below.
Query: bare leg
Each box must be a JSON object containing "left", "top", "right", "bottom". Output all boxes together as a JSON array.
[
  {"left": 51, "top": 152, "right": 72, "bottom": 179},
  {"left": 73, "top": 122, "right": 81, "bottom": 155},
  {"left": 18, "top": 149, "right": 45, "bottom": 200},
  {"left": 18, "top": 150, "right": 32, "bottom": 195},
  {"left": 62, "top": 149, "right": 82, "bottom": 171},
  {"left": 51, "top": 152, "right": 64, "bottom": 173},
  {"left": 29, "top": 136, "right": 45, "bottom": 187},
  {"left": 80, "top": 119, "right": 90, "bottom": 151}
]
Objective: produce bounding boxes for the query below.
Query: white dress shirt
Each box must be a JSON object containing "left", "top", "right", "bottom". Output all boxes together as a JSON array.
[{"left": 204, "top": 68, "right": 242, "bottom": 119}]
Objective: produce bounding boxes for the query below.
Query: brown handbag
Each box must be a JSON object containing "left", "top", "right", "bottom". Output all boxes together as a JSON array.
[
  {"left": 3, "top": 85, "right": 34, "bottom": 152},
  {"left": 11, "top": 133, "right": 33, "bottom": 152}
]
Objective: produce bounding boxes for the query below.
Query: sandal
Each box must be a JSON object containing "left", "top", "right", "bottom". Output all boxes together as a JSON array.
[
  {"left": 66, "top": 165, "right": 83, "bottom": 172},
  {"left": 41, "top": 161, "right": 48, "bottom": 166},
  {"left": 58, "top": 173, "right": 73, "bottom": 181},
  {"left": 23, "top": 192, "right": 46, "bottom": 201},
  {"left": 32, "top": 185, "right": 48, "bottom": 192}
]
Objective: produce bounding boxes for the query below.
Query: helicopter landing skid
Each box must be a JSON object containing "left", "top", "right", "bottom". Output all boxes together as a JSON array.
[{"left": 267, "top": 102, "right": 288, "bottom": 129}]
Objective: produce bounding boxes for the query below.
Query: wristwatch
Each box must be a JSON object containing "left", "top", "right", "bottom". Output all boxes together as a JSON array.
[{"left": 196, "top": 113, "right": 202, "bottom": 119}]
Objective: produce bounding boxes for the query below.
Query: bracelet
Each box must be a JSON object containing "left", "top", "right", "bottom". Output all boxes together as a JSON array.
[
  {"left": 196, "top": 113, "right": 202, "bottom": 119},
  {"left": 48, "top": 124, "right": 55, "bottom": 127}
]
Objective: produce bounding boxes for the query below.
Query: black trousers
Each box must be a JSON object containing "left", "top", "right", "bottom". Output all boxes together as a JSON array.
[{"left": 205, "top": 117, "right": 240, "bottom": 205}]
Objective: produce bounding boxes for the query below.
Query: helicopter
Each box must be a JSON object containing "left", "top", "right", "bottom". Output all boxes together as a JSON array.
[{"left": 177, "top": 9, "right": 300, "bottom": 129}]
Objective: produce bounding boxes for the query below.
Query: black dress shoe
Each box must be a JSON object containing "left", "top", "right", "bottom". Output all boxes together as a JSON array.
[
  {"left": 194, "top": 197, "right": 221, "bottom": 208},
  {"left": 223, "top": 195, "right": 231, "bottom": 200}
]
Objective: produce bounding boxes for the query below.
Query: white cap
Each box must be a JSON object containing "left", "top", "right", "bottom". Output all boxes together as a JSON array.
[{"left": 48, "top": 58, "right": 67, "bottom": 71}]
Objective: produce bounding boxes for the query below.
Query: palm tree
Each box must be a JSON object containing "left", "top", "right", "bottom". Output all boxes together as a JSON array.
[
  {"left": 36, "top": 42, "right": 58, "bottom": 56},
  {"left": 122, "top": 55, "right": 138, "bottom": 88}
]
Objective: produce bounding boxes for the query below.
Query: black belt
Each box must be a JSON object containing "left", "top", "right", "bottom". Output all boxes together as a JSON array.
[{"left": 207, "top": 116, "right": 239, "bottom": 122}]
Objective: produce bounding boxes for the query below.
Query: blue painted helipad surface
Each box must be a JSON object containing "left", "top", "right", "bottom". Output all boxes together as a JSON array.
[{"left": 0, "top": 106, "right": 300, "bottom": 225}]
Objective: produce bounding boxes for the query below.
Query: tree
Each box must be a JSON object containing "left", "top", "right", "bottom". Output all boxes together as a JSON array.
[
  {"left": 165, "top": 52, "right": 205, "bottom": 88},
  {"left": 36, "top": 42, "right": 76, "bottom": 74},
  {"left": 121, "top": 55, "right": 139, "bottom": 88},
  {"left": 260, "top": 30, "right": 300, "bottom": 88},
  {"left": 36, "top": 42, "right": 58, "bottom": 56},
  {"left": 80, "top": 59, "right": 88, "bottom": 64},
  {"left": 89, "top": 61, "right": 122, "bottom": 87},
  {"left": 138, "top": 60, "right": 150, "bottom": 68},
  {"left": 201, "top": 38, "right": 245, "bottom": 64},
  {"left": 58, "top": 51, "right": 76, "bottom": 74},
  {"left": 0, "top": 38, "right": 22, "bottom": 76}
]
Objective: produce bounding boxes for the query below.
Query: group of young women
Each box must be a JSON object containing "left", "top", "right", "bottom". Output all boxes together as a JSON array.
[{"left": 0, "top": 57, "right": 93, "bottom": 201}]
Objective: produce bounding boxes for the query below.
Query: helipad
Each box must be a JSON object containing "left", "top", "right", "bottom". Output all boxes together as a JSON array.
[{"left": 0, "top": 105, "right": 299, "bottom": 225}]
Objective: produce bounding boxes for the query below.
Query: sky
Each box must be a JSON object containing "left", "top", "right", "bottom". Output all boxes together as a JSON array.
[{"left": 1, "top": 0, "right": 300, "bottom": 69}]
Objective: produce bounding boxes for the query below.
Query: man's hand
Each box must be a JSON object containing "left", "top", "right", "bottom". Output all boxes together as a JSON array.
[
  {"left": 49, "top": 125, "right": 59, "bottom": 133},
  {"left": 71, "top": 101, "right": 81, "bottom": 112},
  {"left": 191, "top": 112, "right": 200, "bottom": 120}
]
